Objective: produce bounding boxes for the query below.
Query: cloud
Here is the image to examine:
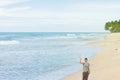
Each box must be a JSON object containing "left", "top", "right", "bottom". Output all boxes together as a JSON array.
[
  {"left": 0, "top": 8, "right": 5, "bottom": 14},
  {"left": 67, "top": 2, "right": 120, "bottom": 11},
  {"left": 0, "top": 0, "right": 120, "bottom": 32},
  {"left": 0, "top": 0, "right": 29, "bottom": 6},
  {"left": 0, "top": 0, "right": 31, "bottom": 16},
  {"left": 1, "top": 1, "right": 120, "bottom": 19},
  {"left": 6, "top": 6, "right": 31, "bottom": 12},
  {"left": 0, "top": 6, "right": 31, "bottom": 16}
]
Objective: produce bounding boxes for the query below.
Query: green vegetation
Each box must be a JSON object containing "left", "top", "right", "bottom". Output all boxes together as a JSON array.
[{"left": 105, "top": 20, "right": 120, "bottom": 33}]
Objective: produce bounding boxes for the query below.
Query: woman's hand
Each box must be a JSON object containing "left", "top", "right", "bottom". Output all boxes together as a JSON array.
[
  {"left": 80, "top": 58, "right": 84, "bottom": 64},
  {"left": 80, "top": 58, "right": 82, "bottom": 61}
]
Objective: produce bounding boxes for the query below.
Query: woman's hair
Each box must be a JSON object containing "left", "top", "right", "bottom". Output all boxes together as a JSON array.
[{"left": 85, "top": 58, "right": 88, "bottom": 60}]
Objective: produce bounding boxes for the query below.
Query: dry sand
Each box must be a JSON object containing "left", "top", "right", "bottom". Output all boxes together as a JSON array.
[{"left": 62, "top": 33, "right": 120, "bottom": 80}]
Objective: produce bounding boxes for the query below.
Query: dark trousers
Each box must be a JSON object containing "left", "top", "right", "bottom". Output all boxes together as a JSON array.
[{"left": 82, "top": 72, "right": 89, "bottom": 80}]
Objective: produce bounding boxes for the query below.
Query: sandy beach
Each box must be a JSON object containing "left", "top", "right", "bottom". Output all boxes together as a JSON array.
[{"left": 62, "top": 33, "right": 120, "bottom": 80}]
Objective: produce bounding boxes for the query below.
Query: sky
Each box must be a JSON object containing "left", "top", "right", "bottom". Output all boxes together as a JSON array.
[{"left": 0, "top": 0, "right": 120, "bottom": 32}]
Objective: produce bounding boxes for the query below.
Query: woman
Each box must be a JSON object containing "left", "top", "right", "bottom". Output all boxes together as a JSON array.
[{"left": 80, "top": 58, "right": 90, "bottom": 80}]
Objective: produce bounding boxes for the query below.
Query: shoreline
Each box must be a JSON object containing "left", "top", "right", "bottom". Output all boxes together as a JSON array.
[{"left": 62, "top": 33, "right": 120, "bottom": 80}]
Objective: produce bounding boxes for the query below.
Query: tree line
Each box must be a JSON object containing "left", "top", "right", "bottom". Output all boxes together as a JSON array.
[{"left": 105, "top": 20, "right": 120, "bottom": 33}]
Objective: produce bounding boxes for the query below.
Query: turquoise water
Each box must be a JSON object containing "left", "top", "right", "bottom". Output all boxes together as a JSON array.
[{"left": 0, "top": 32, "right": 105, "bottom": 80}]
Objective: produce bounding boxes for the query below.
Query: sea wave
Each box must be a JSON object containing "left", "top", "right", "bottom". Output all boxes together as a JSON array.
[
  {"left": 0, "top": 40, "right": 20, "bottom": 45},
  {"left": 78, "top": 35, "right": 104, "bottom": 40},
  {"left": 0, "top": 33, "right": 105, "bottom": 41},
  {"left": 34, "top": 34, "right": 104, "bottom": 41}
]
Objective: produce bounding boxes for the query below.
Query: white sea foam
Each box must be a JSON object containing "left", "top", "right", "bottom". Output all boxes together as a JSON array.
[
  {"left": 37, "top": 34, "right": 104, "bottom": 41},
  {"left": 0, "top": 40, "right": 20, "bottom": 45},
  {"left": 34, "top": 34, "right": 78, "bottom": 40},
  {"left": 78, "top": 34, "right": 104, "bottom": 40}
]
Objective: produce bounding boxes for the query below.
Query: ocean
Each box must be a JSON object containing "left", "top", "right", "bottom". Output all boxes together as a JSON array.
[{"left": 0, "top": 32, "right": 105, "bottom": 80}]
